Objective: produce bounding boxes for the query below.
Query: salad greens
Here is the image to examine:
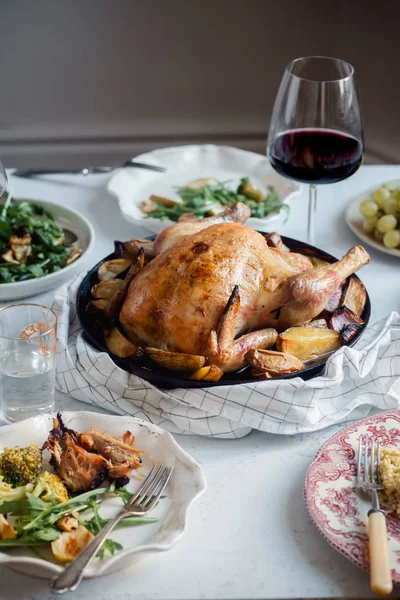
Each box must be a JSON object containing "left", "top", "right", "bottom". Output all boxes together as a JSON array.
[
  {"left": 0, "top": 193, "right": 80, "bottom": 284},
  {"left": 0, "top": 482, "right": 158, "bottom": 559},
  {"left": 145, "top": 177, "right": 289, "bottom": 222}
]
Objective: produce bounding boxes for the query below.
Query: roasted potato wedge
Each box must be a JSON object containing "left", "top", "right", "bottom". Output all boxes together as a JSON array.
[
  {"left": 0, "top": 514, "right": 16, "bottom": 540},
  {"left": 98, "top": 259, "right": 132, "bottom": 281},
  {"left": 149, "top": 194, "right": 183, "bottom": 208},
  {"left": 105, "top": 328, "right": 138, "bottom": 358},
  {"left": 245, "top": 349, "right": 304, "bottom": 375},
  {"left": 51, "top": 525, "right": 94, "bottom": 564},
  {"left": 140, "top": 198, "right": 157, "bottom": 214},
  {"left": 91, "top": 279, "right": 123, "bottom": 300},
  {"left": 145, "top": 348, "right": 205, "bottom": 372},
  {"left": 90, "top": 298, "right": 109, "bottom": 311},
  {"left": 202, "top": 365, "right": 224, "bottom": 381},
  {"left": 276, "top": 327, "right": 340, "bottom": 361},
  {"left": 296, "top": 319, "right": 328, "bottom": 329},
  {"left": 341, "top": 277, "right": 367, "bottom": 316},
  {"left": 310, "top": 257, "right": 331, "bottom": 270},
  {"left": 189, "top": 366, "right": 212, "bottom": 380},
  {"left": 186, "top": 177, "right": 217, "bottom": 189}
]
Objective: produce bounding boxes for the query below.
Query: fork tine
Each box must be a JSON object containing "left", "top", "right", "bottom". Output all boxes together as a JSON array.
[
  {"left": 135, "top": 465, "right": 164, "bottom": 506},
  {"left": 357, "top": 435, "right": 363, "bottom": 483},
  {"left": 377, "top": 440, "right": 382, "bottom": 485},
  {"left": 370, "top": 438, "right": 376, "bottom": 484},
  {"left": 143, "top": 467, "right": 173, "bottom": 512},
  {"left": 364, "top": 436, "right": 369, "bottom": 483},
  {"left": 126, "top": 465, "right": 158, "bottom": 506},
  {"left": 140, "top": 466, "right": 170, "bottom": 509}
]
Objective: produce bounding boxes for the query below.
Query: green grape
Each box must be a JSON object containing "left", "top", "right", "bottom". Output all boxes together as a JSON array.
[
  {"left": 383, "top": 229, "right": 400, "bottom": 249},
  {"left": 391, "top": 187, "right": 400, "bottom": 201},
  {"left": 374, "top": 228, "right": 384, "bottom": 242},
  {"left": 374, "top": 186, "right": 391, "bottom": 207},
  {"left": 363, "top": 216, "right": 378, "bottom": 234},
  {"left": 360, "top": 200, "right": 378, "bottom": 218},
  {"left": 383, "top": 197, "right": 398, "bottom": 215},
  {"left": 377, "top": 214, "right": 397, "bottom": 233}
]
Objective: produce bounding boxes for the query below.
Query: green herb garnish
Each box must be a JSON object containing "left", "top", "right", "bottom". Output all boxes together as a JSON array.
[{"left": 146, "top": 178, "right": 289, "bottom": 222}]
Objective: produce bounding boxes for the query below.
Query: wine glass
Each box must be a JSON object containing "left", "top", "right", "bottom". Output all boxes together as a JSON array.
[
  {"left": 267, "top": 56, "right": 363, "bottom": 246},
  {"left": 0, "top": 158, "right": 7, "bottom": 198}
]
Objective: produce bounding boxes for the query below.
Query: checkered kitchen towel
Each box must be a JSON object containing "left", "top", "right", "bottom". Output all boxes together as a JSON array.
[{"left": 52, "top": 274, "right": 400, "bottom": 439}]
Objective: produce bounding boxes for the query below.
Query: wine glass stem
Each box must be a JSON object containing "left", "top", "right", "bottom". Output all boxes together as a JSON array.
[{"left": 308, "top": 184, "right": 317, "bottom": 245}]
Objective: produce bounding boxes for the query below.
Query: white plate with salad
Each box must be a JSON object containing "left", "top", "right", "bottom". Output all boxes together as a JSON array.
[
  {"left": 108, "top": 144, "right": 301, "bottom": 233},
  {"left": 0, "top": 411, "right": 206, "bottom": 582},
  {"left": 0, "top": 196, "right": 94, "bottom": 301}
]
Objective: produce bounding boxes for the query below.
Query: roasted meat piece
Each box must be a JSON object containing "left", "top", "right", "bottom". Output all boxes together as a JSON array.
[
  {"left": 44, "top": 414, "right": 109, "bottom": 493},
  {"left": 79, "top": 428, "right": 143, "bottom": 480}
]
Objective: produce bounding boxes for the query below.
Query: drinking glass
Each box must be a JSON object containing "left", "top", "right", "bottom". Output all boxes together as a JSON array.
[
  {"left": 267, "top": 56, "right": 364, "bottom": 245},
  {"left": 0, "top": 158, "right": 7, "bottom": 196},
  {"left": 0, "top": 304, "right": 57, "bottom": 422}
]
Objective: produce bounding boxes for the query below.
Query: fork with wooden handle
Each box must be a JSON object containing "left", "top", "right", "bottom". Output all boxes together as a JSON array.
[
  {"left": 357, "top": 436, "right": 392, "bottom": 596},
  {"left": 51, "top": 464, "right": 173, "bottom": 594}
]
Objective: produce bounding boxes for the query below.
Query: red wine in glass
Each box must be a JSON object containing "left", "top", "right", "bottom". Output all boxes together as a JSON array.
[
  {"left": 267, "top": 56, "right": 364, "bottom": 245},
  {"left": 269, "top": 128, "right": 363, "bottom": 184}
]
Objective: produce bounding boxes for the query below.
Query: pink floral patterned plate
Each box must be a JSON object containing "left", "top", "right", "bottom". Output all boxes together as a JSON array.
[{"left": 305, "top": 410, "right": 400, "bottom": 582}]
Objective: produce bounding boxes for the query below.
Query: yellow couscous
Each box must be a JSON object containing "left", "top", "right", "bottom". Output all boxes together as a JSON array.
[{"left": 379, "top": 447, "right": 400, "bottom": 516}]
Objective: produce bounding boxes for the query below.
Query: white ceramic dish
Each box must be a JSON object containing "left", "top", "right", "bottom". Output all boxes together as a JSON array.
[
  {"left": 0, "top": 199, "right": 95, "bottom": 301},
  {"left": 108, "top": 144, "right": 301, "bottom": 233},
  {"left": 0, "top": 411, "right": 206, "bottom": 582},
  {"left": 345, "top": 179, "right": 400, "bottom": 258}
]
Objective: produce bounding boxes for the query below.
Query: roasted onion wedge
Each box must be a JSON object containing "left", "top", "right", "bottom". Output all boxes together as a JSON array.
[
  {"left": 105, "top": 328, "right": 139, "bottom": 358},
  {"left": 245, "top": 349, "right": 304, "bottom": 375},
  {"left": 145, "top": 348, "right": 205, "bottom": 372},
  {"left": 277, "top": 327, "right": 340, "bottom": 362},
  {"left": 91, "top": 279, "right": 123, "bottom": 300},
  {"left": 98, "top": 259, "right": 132, "bottom": 281},
  {"left": 341, "top": 277, "right": 367, "bottom": 316}
]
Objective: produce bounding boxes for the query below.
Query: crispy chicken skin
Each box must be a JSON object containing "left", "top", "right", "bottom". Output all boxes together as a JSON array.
[
  {"left": 120, "top": 211, "right": 370, "bottom": 372},
  {"left": 79, "top": 428, "right": 143, "bottom": 480},
  {"left": 43, "top": 414, "right": 144, "bottom": 491},
  {"left": 43, "top": 415, "right": 109, "bottom": 493}
]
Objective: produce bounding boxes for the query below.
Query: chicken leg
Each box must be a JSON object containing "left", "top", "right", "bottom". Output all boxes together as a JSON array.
[{"left": 275, "top": 246, "right": 370, "bottom": 329}]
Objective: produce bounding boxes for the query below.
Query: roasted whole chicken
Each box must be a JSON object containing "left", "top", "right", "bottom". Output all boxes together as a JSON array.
[{"left": 116, "top": 203, "right": 370, "bottom": 373}]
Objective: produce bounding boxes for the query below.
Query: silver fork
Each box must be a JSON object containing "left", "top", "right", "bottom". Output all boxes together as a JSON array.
[
  {"left": 51, "top": 464, "right": 173, "bottom": 594},
  {"left": 356, "top": 436, "right": 392, "bottom": 595}
]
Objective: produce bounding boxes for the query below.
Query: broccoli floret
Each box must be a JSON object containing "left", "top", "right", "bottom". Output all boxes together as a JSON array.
[{"left": 0, "top": 445, "right": 42, "bottom": 487}]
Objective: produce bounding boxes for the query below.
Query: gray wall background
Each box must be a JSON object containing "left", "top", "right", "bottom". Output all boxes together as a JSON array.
[{"left": 0, "top": 0, "right": 398, "bottom": 167}]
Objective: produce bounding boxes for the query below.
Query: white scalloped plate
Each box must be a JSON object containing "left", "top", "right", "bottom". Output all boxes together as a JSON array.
[
  {"left": 345, "top": 179, "right": 400, "bottom": 258},
  {"left": 107, "top": 144, "right": 301, "bottom": 233},
  {"left": 0, "top": 411, "right": 206, "bottom": 581}
]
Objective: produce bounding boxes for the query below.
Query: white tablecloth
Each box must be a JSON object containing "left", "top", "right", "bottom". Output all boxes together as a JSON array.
[{"left": 1, "top": 165, "right": 400, "bottom": 600}]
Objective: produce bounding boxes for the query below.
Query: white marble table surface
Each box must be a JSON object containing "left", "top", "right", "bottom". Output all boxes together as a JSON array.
[{"left": 1, "top": 165, "right": 400, "bottom": 599}]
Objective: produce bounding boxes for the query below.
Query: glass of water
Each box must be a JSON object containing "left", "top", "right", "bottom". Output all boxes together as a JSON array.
[{"left": 0, "top": 303, "right": 57, "bottom": 422}]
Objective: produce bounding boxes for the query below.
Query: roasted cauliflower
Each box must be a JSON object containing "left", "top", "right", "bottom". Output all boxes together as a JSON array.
[
  {"left": 0, "top": 445, "right": 42, "bottom": 487},
  {"left": 32, "top": 471, "right": 69, "bottom": 503},
  {"left": 0, "top": 475, "right": 34, "bottom": 503}
]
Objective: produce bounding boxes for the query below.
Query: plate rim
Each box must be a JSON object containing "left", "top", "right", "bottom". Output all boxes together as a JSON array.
[
  {"left": 107, "top": 143, "right": 302, "bottom": 232},
  {"left": 345, "top": 179, "right": 400, "bottom": 258},
  {"left": 0, "top": 411, "right": 207, "bottom": 579},
  {"left": 304, "top": 408, "right": 400, "bottom": 581},
  {"left": 0, "top": 197, "right": 96, "bottom": 292}
]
